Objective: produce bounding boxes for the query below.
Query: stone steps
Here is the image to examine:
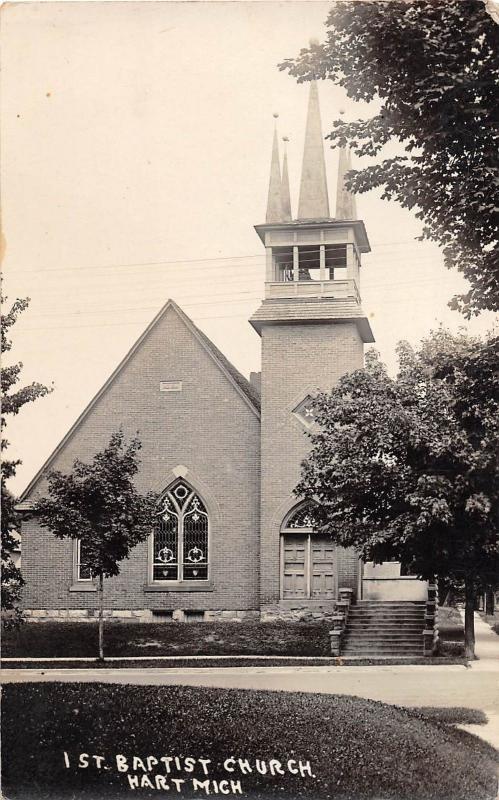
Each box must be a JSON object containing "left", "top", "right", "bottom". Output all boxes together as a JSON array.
[{"left": 341, "top": 600, "right": 426, "bottom": 658}]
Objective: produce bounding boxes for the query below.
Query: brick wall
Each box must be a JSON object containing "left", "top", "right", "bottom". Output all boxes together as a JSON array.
[
  {"left": 259, "top": 321, "right": 364, "bottom": 605},
  {"left": 21, "top": 304, "right": 261, "bottom": 614}
]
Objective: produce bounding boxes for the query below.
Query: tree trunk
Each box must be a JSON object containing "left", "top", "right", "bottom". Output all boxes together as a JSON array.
[
  {"left": 464, "top": 579, "right": 476, "bottom": 661},
  {"left": 485, "top": 589, "right": 495, "bottom": 616},
  {"left": 98, "top": 573, "right": 105, "bottom": 662}
]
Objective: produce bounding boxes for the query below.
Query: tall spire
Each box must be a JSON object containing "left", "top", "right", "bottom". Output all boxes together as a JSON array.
[
  {"left": 280, "top": 136, "right": 292, "bottom": 221},
  {"left": 297, "top": 80, "right": 330, "bottom": 220},
  {"left": 335, "top": 118, "right": 357, "bottom": 219},
  {"left": 265, "top": 115, "right": 283, "bottom": 224}
]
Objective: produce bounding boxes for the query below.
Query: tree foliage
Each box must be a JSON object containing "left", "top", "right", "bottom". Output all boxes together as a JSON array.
[
  {"left": 1, "top": 297, "right": 51, "bottom": 621},
  {"left": 280, "top": 1, "right": 499, "bottom": 316},
  {"left": 32, "top": 431, "right": 157, "bottom": 658},
  {"left": 295, "top": 330, "right": 499, "bottom": 657}
]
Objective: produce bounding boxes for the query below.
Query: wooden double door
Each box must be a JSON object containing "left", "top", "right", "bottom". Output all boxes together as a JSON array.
[{"left": 281, "top": 533, "right": 336, "bottom": 599}]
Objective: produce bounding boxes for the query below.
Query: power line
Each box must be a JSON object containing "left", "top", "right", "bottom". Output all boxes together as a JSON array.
[
  {"left": 5, "top": 239, "right": 439, "bottom": 275},
  {"left": 22, "top": 291, "right": 264, "bottom": 321},
  {"left": 7, "top": 253, "right": 265, "bottom": 276},
  {"left": 17, "top": 272, "right": 466, "bottom": 323},
  {"left": 18, "top": 286, "right": 467, "bottom": 333},
  {"left": 19, "top": 309, "right": 264, "bottom": 334}
]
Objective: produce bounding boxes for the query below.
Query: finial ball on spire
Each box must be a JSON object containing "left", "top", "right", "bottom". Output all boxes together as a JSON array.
[
  {"left": 273, "top": 112, "right": 279, "bottom": 119},
  {"left": 339, "top": 109, "right": 346, "bottom": 115},
  {"left": 282, "top": 136, "right": 289, "bottom": 142}
]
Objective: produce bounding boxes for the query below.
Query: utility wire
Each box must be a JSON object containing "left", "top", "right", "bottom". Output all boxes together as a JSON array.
[
  {"left": 6, "top": 239, "right": 439, "bottom": 275},
  {"left": 18, "top": 272, "right": 466, "bottom": 323}
]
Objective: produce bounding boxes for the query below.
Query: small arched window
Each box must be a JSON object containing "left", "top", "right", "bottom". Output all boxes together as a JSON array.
[
  {"left": 283, "top": 502, "right": 318, "bottom": 531},
  {"left": 153, "top": 481, "right": 209, "bottom": 582}
]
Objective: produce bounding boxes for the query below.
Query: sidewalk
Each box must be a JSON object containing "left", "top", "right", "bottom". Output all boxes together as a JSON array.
[
  {"left": 457, "top": 612, "right": 499, "bottom": 750},
  {"left": 468, "top": 611, "right": 499, "bottom": 669}
]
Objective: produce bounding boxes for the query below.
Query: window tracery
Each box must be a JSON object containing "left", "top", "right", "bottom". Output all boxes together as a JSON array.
[
  {"left": 283, "top": 502, "right": 318, "bottom": 530},
  {"left": 153, "top": 482, "right": 209, "bottom": 582}
]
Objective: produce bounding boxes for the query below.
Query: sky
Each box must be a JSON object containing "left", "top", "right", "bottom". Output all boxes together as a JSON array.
[{"left": 2, "top": 1, "right": 497, "bottom": 496}]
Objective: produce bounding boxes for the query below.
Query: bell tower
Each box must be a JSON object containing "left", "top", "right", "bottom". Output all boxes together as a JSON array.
[{"left": 251, "top": 82, "right": 374, "bottom": 614}]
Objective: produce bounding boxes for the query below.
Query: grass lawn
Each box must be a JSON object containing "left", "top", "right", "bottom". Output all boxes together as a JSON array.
[
  {"left": 2, "top": 683, "right": 497, "bottom": 800},
  {"left": 2, "top": 656, "right": 467, "bottom": 669},
  {"left": 2, "top": 621, "right": 331, "bottom": 659},
  {"left": 437, "top": 606, "right": 464, "bottom": 657}
]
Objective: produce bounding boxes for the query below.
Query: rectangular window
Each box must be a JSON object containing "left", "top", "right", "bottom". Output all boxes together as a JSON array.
[
  {"left": 75, "top": 539, "right": 93, "bottom": 582},
  {"left": 184, "top": 610, "right": 205, "bottom": 622},
  {"left": 152, "top": 610, "right": 174, "bottom": 621}
]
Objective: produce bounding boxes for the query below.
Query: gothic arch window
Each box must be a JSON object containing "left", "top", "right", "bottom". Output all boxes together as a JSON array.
[
  {"left": 283, "top": 502, "right": 319, "bottom": 531},
  {"left": 281, "top": 502, "right": 336, "bottom": 600},
  {"left": 153, "top": 481, "right": 209, "bottom": 582}
]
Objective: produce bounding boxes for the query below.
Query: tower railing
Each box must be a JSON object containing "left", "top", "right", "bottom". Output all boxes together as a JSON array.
[{"left": 265, "top": 277, "right": 361, "bottom": 303}]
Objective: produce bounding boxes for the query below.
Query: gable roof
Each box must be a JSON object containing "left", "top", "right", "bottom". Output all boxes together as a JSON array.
[{"left": 18, "top": 299, "right": 260, "bottom": 507}]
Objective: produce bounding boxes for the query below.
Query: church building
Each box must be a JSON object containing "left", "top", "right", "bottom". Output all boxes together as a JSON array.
[{"left": 18, "top": 82, "right": 427, "bottom": 625}]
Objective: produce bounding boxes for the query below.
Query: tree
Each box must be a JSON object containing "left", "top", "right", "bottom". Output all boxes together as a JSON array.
[
  {"left": 280, "top": 1, "right": 499, "bottom": 317},
  {"left": 295, "top": 330, "right": 499, "bottom": 659},
  {"left": 32, "top": 431, "right": 157, "bottom": 660},
  {"left": 1, "top": 296, "right": 51, "bottom": 624}
]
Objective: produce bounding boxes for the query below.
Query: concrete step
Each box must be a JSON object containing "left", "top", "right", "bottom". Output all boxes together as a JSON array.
[
  {"left": 347, "top": 620, "right": 424, "bottom": 623},
  {"left": 344, "top": 633, "right": 423, "bottom": 640},
  {"left": 345, "top": 643, "right": 423, "bottom": 650},
  {"left": 347, "top": 610, "right": 425, "bottom": 616},
  {"left": 347, "top": 619, "right": 424, "bottom": 631},
  {"left": 344, "top": 634, "right": 423, "bottom": 641},
  {"left": 352, "top": 607, "right": 425, "bottom": 612},
  {"left": 343, "top": 648, "right": 423, "bottom": 653},
  {"left": 351, "top": 608, "right": 426, "bottom": 612},
  {"left": 354, "top": 601, "right": 426, "bottom": 605},
  {"left": 349, "top": 613, "right": 424, "bottom": 618},
  {"left": 345, "top": 637, "right": 423, "bottom": 643}
]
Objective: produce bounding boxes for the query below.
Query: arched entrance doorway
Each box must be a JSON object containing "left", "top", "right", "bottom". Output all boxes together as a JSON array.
[{"left": 280, "top": 503, "right": 336, "bottom": 600}]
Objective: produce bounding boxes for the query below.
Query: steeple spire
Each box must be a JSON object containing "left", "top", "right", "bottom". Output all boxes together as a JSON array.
[
  {"left": 335, "top": 114, "right": 357, "bottom": 219},
  {"left": 265, "top": 115, "right": 283, "bottom": 224},
  {"left": 280, "top": 137, "right": 292, "bottom": 222},
  {"left": 297, "top": 80, "right": 330, "bottom": 220}
]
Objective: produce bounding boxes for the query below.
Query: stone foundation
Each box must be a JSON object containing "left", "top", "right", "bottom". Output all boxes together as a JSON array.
[
  {"left": 260, "top": 603, "right": 337, "bottom": 623},
  {"left": 23, "top": 609, "right": 261, "bottom": 623}
]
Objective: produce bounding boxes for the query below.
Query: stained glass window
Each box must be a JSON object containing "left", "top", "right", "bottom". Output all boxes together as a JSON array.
[
  {"left": 284, "top": 502, "right": 318, "bottom": 530},
  {"left": 153, "top": 482, "right": 209, "bottom": 582}
]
